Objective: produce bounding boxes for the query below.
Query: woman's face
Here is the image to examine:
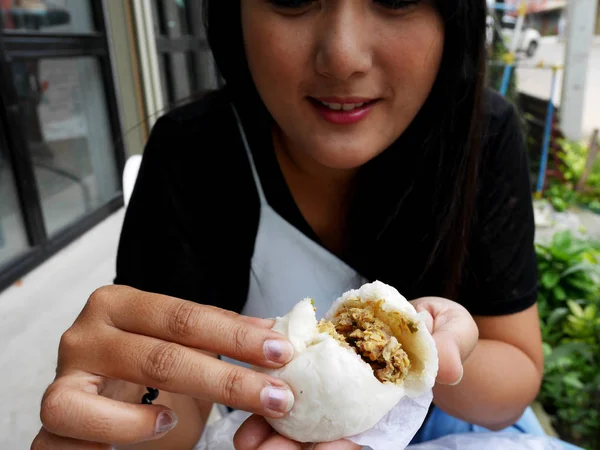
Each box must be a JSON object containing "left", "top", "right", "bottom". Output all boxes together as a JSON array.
[{"left": 241, "top": 0, "right": 444, "bottom": 172}]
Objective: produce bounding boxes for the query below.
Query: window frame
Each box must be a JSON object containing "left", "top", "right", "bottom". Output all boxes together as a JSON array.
[
  {"left": 0, "top": 0, "right": 125, "bottom": 292},
  {"left": 151, "top": 0, "right": 221, "bottom": 107}
]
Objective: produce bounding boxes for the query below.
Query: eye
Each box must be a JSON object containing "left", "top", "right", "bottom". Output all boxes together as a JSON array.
[
  {"left": 267, "top": 0, "right": 315, "bottom": 9},
  {"left": 374, "top": 0, "right": 420, "bottom": 10}
]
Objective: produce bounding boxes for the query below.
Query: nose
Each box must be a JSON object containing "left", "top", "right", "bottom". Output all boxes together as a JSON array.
[{"left": 314, "top": 8, "right": 372, "bottom": 81}]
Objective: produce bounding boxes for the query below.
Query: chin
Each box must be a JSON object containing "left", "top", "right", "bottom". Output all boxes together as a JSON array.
[{"left": 308, "top": 141, "right": 385, "bottom": 171}]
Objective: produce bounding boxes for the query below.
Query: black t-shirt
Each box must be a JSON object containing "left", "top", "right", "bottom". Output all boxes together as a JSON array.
[{"left": 114, "top": 87, "right": 537, "bottom": 317}]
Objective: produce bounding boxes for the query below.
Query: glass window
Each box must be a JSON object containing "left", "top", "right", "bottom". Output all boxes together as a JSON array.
[
  {"left": 153, "top": 0, "right": 192, "bottom": 38},
  {"left": 160, "top": 51, "right": 198, "bottom": 106},
  {"left": 0, "top": 0, "right": 94, "bottom": 33},
  {"left": 171, "top": 52, "right": 195, "bottom": 100},
  {"left": 11, "top": 57, "right": 119, "bottom": 236},
  {"left": 0, "top": 145, "right": 30, "bottom": 268}
]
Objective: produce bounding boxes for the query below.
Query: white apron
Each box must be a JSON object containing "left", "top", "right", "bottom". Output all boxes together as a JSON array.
[{"left": 232, "top": 104, "right": 367, "bottom": 320}]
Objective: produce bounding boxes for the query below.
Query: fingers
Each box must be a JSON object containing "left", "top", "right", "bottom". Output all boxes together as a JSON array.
[
  {"left": 39, "top": 372, "right": 177, "bottom": 445},
  {"left": 412, "top": 297, "right": 478, "bottom": 385},
  {"left": 233, "top": 415, "right": 361, "bottom": 450},
  {"left": 234, "top": 414, "right": 276, "bottom": 450},
  {"left": 315, "top": 440, "right": 362, "bottom": 450},
  {"left": 255, "top": 435, "right": 303, "bottom": 450},
  {"left": 234, "top": 415, "right": 300, "bottom": 449},
  {"left": 71, "top": 328, "right": 294, "bottom": 418},
  {"left": 86, "top": 285, "right": 294, "bottom": 367},
  {"left": 31, "top": 428, "right": 112, "bottom": 450}
]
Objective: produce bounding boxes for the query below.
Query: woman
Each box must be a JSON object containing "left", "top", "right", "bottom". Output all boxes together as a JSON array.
[{"left": 32, "top": 0, "right": 550, "bottom": 449}]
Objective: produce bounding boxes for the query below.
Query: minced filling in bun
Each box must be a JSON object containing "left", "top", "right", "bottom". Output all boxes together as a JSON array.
[{"left": 317, "top": 299, "right": 417, "bottom": 384}]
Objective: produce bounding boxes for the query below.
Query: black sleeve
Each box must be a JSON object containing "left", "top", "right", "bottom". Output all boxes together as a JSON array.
[
  {"left": 113, "top": 116, "right": 222, "bottom": 306},
  {"left": 460, "top": 100, "right": 538, "bottom": 316}
]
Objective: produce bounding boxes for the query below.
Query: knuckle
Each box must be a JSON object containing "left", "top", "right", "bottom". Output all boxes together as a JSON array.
[
  {"left": 167, "top": 302, "right": 201, "bottom": 340},
  {"left": 30, "top": 432, "right": 47, "bottom": 450},
  {"left": 230, "top": 324, "right": 250, "bottom": 357},
  {"left": 86, "top": 286, "right": 114, "bottom": 312},
  {"left": 58, "top": 329, "right": 80, "bottom": 356},
  {"left": 40, "top": 386, "right": 71, "bottom": 434},
  {"left": 219, "top": 367, "right": 245, "bottom": 405},
  {"left": 143, "top": 343, "right": 180, "bottom": 385}
]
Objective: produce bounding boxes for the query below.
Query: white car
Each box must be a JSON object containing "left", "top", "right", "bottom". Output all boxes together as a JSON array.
[{"left": 500, "top": 15, "right": 541, "bottom": 58}]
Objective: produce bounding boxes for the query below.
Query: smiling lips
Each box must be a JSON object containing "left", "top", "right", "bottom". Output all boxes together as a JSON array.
[{"left": 310, "top": 96, "right": 378, "bottom": 125}]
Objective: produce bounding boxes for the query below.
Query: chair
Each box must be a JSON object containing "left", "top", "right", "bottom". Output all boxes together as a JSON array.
[{"left": 122, "top": 154, "right": 142, "bottom": 208}]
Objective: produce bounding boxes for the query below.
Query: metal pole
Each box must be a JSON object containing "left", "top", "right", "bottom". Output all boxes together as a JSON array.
[
  {"left": 499, "top": 0, "right": 528, "bottom": 97},
  {"left": 499, "top": 64, "right": 514, "bottom": 96},
  {"left": 536, "top": 67, "right": 560, "bottom": 196}
]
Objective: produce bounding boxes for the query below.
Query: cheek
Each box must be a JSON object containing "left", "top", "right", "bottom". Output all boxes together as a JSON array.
[
  {"left": 376, "top": 15, "right": 443, "bottom": 141},
  {"left": 242, "top": 10, "right": 309, "bottom": 100},
  {"left": 385, "top": 19, "right": 444, "bottom": 95}
]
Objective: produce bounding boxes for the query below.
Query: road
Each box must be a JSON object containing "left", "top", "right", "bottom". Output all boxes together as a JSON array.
[{"left": 515, "top": 36, "right": 600, "bottom": 140}]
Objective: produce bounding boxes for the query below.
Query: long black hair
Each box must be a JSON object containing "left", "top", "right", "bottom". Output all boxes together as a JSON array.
[{"left": 203, "top": 0, "right": 488, "bottom": 301}]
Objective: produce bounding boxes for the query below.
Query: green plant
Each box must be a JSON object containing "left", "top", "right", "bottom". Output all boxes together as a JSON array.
[
  {"left": 536, "top": 230, "right": 600, "bottom": 449},
  {"left": 536, "top": 231, "right": 600, "bottom": 315},
  {"left": 543, "top": 183, "right": 577, "bottom": 212},
  {"left": 541, "top": 341, "right": 600, "bottom": 447},
  {"left": 558, "top": 139, "right": 589, "bottom": 183},
  {"left": 543, "top": 138, "right": 600, "bottom": 213}
]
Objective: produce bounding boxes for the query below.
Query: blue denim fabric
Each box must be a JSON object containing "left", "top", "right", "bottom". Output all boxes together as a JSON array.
[{"left": 408, "top": 406, "right": 582, "bottom": 450}]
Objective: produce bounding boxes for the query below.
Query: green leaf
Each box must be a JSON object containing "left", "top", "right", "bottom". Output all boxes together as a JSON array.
[
  {"left": 567, "top": 300, "right": 585, "bottom": 317},
  {"left": 546, "top": 307, "right": 569, "bottom": 327},
  {"left": 542, "top": 342, "right": 553, "bottom": 357},
  {"left": 552, "top": 285, "right": 567, "bottom": 301},
  {"left": 561, "top": 262, "right": 600, "bottom": 278},
  {"left": 553, "top": 230, "right": 573, "bottom": 251},
  {"left": 549, "top": 247, "right": 571, "bottom": 262},
  {"left": 545, "top": 342, "right": 593, "bottom": 366},
  {"left": 564, "top": 277, "right": 596, "bottom": 293},
  {"left": 583, "top": 304, "right": 598, "bottom": 320},
  {"left": 551, "top": 198, "right": 568, "bottom": 212},
  {"left": 563, "top": 373, "right": 585, "bottom": 389},
  {"left": 542, "top": 271, "right": 561, "bottom": 289}
]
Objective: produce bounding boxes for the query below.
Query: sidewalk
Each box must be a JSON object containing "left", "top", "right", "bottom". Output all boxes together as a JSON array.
[
  {"left": 0, "top": 208, "right": 221, "bottom": 449},
  {"left": 0, "top": 209, "right": 125, "bottom": 449}
]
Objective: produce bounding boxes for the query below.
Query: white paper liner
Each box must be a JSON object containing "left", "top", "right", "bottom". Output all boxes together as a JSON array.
[{"left": 195, "top": 390, "right": 433, "bottom": 450}]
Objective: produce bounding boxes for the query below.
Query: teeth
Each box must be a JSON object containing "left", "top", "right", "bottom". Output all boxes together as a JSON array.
[{"left": 320, "top": 101, "right": 367, "bottom": 111}]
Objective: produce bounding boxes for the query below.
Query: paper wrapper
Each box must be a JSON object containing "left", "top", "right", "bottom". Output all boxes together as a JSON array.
[{"left": 195, "top": 390, "right": 433, "bottom": 450}]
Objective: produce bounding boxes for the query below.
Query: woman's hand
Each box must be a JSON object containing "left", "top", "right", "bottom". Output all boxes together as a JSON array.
[
  {"left": 32, "top": 285, "right": 296, "bottom": 449},
  {"left": 411, "top": 297, "right": 479, "bottom": 385},
  {"left": 234, "top": 415, "right": 361, "bottom": 450}
]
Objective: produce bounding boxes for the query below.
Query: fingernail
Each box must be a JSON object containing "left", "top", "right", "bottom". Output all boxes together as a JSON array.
[
  {"left": 261, "top": 386, "right": 295, "bottom": 413},
  {"left": 450, "top": 366, "right": 464, "bottom": 386},
  {"left": 264, "top": 339, "right": 294, "bottom": 364},
  {"left": 155, "top": 410, "right": 178, "bottom": 434}
]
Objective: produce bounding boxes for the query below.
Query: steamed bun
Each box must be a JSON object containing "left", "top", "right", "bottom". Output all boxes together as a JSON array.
[{"left": 254, "top": 280, "right": 439, "bottom": 443}]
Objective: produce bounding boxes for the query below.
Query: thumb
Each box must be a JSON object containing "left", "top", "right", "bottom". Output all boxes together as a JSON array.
[{"left": 432, "top": 329, "right": 464, "bottom": 386}]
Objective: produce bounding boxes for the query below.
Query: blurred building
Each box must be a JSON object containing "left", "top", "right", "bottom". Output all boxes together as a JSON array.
[
  {"left": 0, "top": 0, "right": 219, "bottom": 292},
  {"left": 503, "top": 0, "right": 600, "bottom": 36}
]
